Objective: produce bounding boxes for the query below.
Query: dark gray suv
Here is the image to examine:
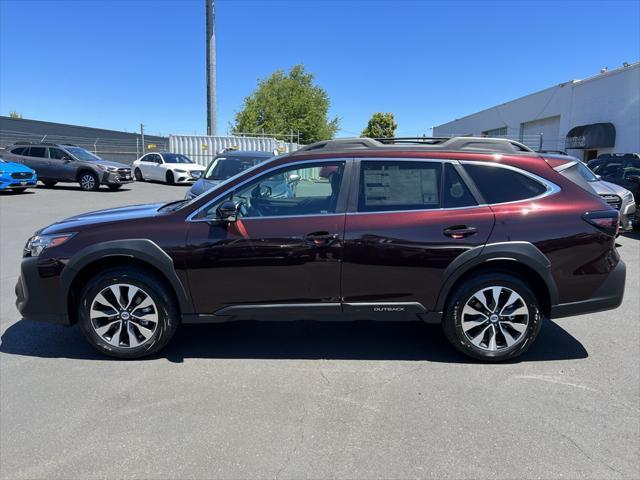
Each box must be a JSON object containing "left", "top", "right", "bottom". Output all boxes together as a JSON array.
[{"left": 3, "top": 143, "right": 133, "bottom": 191}]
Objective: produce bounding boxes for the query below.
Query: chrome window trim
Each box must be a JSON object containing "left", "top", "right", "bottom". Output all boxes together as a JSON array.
[{"left": 186, "top": 158, "right": 349, "bottom": 223}]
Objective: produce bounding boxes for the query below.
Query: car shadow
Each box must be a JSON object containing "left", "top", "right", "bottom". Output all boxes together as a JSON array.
[
  {"left": 38, "top": 185, "right": 133, "bottom": 193},
  {"left": 621, "top": 229, "right": 640, "bottom": 240},
  {"left": 0, "top": 318, "right": 587, "bottom": 364},
  {"left": 0, "top": 190, "right": 36, "bottom": 195}
]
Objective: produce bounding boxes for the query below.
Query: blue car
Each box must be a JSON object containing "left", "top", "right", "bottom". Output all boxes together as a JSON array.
[{"left": 0, "top": 154, "right": 37, "bottom": 192}]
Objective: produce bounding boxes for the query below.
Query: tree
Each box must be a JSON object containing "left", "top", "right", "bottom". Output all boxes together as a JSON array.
[
  {"left": 361, "top": 112, "right": 398, "bottom": 139},
  {"left": 233, "top": 65, "right": 339, "bottom": 144},
  {"left": 9, "top": 110, "right": 22, "bottom": 119}
]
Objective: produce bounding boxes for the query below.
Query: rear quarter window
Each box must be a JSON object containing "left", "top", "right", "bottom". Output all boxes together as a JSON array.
[{"left": 463, "top": 163, "right": 548, "bottom": 204}]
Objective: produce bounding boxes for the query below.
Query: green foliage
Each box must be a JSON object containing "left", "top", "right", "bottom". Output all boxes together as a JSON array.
[
  {"left": 233, "top": 65, "right": 339, "bottom": 144},
  {"left": 361, "top": 112, "right": 398, "bottom": 139},
  {"left": 8, "top": 110, "right": 22, "bottom": 119}
]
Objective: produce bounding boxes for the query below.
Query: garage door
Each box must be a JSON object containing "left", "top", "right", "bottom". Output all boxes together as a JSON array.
[{"left": 520, "top": 116, "right": 561, "bottom": 151}]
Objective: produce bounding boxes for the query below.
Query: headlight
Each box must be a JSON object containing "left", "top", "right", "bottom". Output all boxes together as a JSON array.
[
  {"left": 192, "top": 170, "right": 202, "bottom": 179},
  {"left": 25, "top": 233, "right": 75, "bottom": 257},
  {"left": 624, "top": 191, "right": 634, "bottom": 202},
  {"left": 174, "top": 169, "right": 187, "bottom": 173}
]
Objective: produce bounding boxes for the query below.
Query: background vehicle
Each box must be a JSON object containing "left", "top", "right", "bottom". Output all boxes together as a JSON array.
[
  {"left": 16, "top": 137, "right": 625, "bottom": 361},
  {"left": 544, "top": 153, "right": 636, "bottom": 231},
  {"left": 132, "top": 152, "right": 204, "bottom": 185},
  {"left": 3, "top": 143, "right": 133, "bottom": 191},
  {"left": 185, "top": 150, "right": 283, "bottom": 199},
  {"left": 588, "top": 153, "right": 640, "bottom": 229},
  {"left": 0, "top": 153, "right": 37, "bottom": 193}
]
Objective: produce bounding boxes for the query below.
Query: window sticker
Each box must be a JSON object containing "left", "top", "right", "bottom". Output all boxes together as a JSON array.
[{"left": 364, "top": 167, "right": 439, "bottom": 206}]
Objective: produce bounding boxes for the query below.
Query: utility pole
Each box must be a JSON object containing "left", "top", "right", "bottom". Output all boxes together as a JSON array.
[
  {"left": 140, "top": 123, "right": 145, "bottom": 155},
  {"left": 206, "top": 0, "right": 217, "bottom": 136}
]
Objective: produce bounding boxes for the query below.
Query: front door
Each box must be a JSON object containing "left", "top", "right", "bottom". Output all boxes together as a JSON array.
[
  {"left": 185, "top": 160, "right": 349, "bottom": 315},
  {"left": 341, "top": 159, "right": 495, "bottom": 313},
  {"left": 47, "top": 147, "right": 77, "bottom": 181}
]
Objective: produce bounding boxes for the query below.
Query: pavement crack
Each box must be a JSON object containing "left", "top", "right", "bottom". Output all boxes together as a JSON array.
[
  {"left": 552, "top": 426, "right": 624, "bottom": 476},
  {"left": 275, "top": 404, "right": 308, "bottom": 480}
]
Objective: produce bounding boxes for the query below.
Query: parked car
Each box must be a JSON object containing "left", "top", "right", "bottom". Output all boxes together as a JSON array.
[
  {"left": 16, "top": 137, "right": 625, "bottom": 361},
  {"left": 588, "top": 153, "right": 640, "bottom": 228},
  {"left": 132, "top": 152, "right": 204, "bottom": 185},
  {"left": 185, "top": 150, "right": 279, "bottom": 199},
  {"left": 543, "top": 154, "right": 636, "bottom": 231},
  {"left": 3, "top": 143, "right": 133, "bottom": 191},
  {"left": 0, "top": 153, "right": 37, "bottom": 193}
]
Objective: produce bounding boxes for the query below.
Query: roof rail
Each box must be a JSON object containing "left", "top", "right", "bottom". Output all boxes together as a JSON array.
[{"left": 293, "top": 136, "right": 534, "bottom": 155}]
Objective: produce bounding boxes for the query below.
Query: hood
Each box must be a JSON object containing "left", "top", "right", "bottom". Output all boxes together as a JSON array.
[
  {"left": 597, "top": 180, "right": 629, "bottom": 197},
  {"left": 41, "top": 202, "right": 165, "bottom": 234},
  {"left": 0, "top": 161, "right": 35, "bottom": 174},
  {"left": 188, "top": 178, "right": 222, "bottom": 197},
  {"left": 88, "top": 159, "right": 131, "bottom": 169}
]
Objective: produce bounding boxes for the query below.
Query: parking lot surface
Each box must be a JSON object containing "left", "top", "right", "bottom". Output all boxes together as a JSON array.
[{"left": 1, "top": 182, "right": 639, "bottom": 480}]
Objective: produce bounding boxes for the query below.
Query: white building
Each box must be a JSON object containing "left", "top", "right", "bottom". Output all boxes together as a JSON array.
[{"left": 433, "top": 62, "right": 640, "bottom": 162}]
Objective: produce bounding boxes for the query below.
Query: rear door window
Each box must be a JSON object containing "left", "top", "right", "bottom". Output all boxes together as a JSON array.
[
  {"left": 26, "top": 147, "right": 46, "bottom": 158},
  {"left": 11, "top": 147, "right": 26, "bottom": 155},
  {"left": 358, "top": 161, "right": 442, "bottom": 212},
  {"left": 443, "top": 163, "right": 477, "bottom": 208},
  {"left": 463, "top": 163, "right": 548, "bottom": 204}
]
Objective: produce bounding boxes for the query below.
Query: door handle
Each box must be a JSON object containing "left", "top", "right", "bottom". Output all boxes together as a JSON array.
[
  {"left": 305, "top": 231, "right": 340, "bottom": 246},
  {"left": 443, "top": 225, "right": 478, "bottom": 239}
]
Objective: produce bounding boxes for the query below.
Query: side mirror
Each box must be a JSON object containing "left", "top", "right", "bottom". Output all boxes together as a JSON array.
[
  {"left": 216, "top": 200, "right": 238, "bottom": 222},
  {"left": 596, "top": 174, "right": 602, "bottom": 180},
  {"left": 288, "top": 173, "right": 301, "bottom": 183},
  {"left": 62, "top": 156, "right": 73, "bottom": 162}
]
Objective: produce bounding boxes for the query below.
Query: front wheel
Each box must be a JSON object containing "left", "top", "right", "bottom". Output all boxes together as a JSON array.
[
  {"left": 77, "top": 267, "right": 180, "bottom": 359},
  {"left": 79, "top": 171, "right": 100, "bottom": 191},
  {"left": 134, "top": 168, "right": 144, "bottom": 181},
  {"left": 442, "top": 273, "right": 542, "bottom": 362},
  {"left": 166, "top": 171, "right": 175, "bottom": 185}
]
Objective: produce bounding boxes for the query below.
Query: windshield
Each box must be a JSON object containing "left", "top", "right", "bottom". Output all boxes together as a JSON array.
[
  {"left": 163, "top": 153, "right": 194, "bottom": 164},
  {"left": 64, "top": 146, "right": 103, "bottom": 162},
  {"left": 204, "top": 155, "right": 270, "bottom": 180},
  {"left": 576, "top": 162, "right": 599, "bottom": 182}
]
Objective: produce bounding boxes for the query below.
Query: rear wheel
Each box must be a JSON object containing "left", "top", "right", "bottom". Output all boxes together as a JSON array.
[
  {"left": 166, "top": 171, "right": 175, "bottom": 185},
  {"left": 79, "top": 171, "right": 100, "bottom": 191},
  {"left": 42, "top": 180, "right": 57, "bottom": 187},
  {"left": 442, "top": 273, "right": 542, "bottom": 362},
  {"left": 134, "top": 168, "right": 144, "bottom": 181},
  {"left": 77, "top": 267, "right": 180, "bottom": 359}
]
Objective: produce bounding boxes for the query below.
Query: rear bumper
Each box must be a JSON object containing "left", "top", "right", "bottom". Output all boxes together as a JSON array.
[
  {"left": 15, "top": 257, "right": 69, "bottom": 324},
  {"left": 551, "top": 259, "right": 626, "bottom": 319}
]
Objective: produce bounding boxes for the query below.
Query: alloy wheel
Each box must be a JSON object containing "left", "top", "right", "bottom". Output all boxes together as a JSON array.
[
  {"left": 80, "top": 174, "right": 96, "bottom": 190},
  {"left": 90, "top": 283, "right": 159, "bottom": 348},
  {"left": 461, "top": 286, "right": 529, "bottom": 352}
]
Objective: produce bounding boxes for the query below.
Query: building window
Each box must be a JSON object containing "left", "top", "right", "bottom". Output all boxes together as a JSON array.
[{"left": 482, "top": 126, "right": 508, "bottom": 137}]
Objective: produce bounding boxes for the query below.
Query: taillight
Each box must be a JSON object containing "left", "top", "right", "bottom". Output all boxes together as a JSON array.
[{"left": 582, "top": 210, "right": 620, "bottom": 237}]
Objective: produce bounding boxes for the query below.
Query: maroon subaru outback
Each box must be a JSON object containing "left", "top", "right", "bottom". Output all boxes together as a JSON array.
[{"left": 16, "top": 137, "right": 625, "bottom": 361}]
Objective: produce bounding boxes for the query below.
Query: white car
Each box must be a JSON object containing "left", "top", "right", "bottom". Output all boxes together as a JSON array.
[{"left": 132, "top": 152, "right": 205, "bottom": 185}]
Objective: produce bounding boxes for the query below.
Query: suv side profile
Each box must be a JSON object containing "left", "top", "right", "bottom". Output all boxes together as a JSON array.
[
  {"left": 15, "top": 137, "right": 625, "bottom": 361},
  {"left": 3, "top": 143, "right": 133, "bottom": 191}
]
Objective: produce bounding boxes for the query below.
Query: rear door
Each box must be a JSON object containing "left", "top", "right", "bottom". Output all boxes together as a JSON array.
[
  {"left": 22, "top": 147, "right": 49, "bottom": 177},
  {"left": 341, "top": 159, "right": 495, "bottom": 313}
]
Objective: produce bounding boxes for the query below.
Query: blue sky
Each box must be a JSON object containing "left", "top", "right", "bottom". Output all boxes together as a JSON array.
[{"left": 1, "top": 0, "right": 639, "bottom": 138}]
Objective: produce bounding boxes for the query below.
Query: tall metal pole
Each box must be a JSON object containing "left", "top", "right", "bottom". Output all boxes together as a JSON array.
[
  {"left": 206, "top": 0, "right": 217, "bottom": 136},
  {"left": 140, "top": 123, "right": 145, "bottom": 155}
]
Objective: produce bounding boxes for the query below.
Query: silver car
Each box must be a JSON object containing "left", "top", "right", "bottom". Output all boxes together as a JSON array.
[{"left": 554, "top": 156, "right": 636, "bottom": 231}]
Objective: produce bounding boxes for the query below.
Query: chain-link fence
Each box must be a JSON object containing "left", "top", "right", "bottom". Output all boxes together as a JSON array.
[{"left": 0, "top": 129, "right": 169, "bottom": 164}]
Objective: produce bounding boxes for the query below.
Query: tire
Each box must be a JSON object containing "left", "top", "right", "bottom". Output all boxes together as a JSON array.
[
  {"left": 77, "top": 267, "right": 180, "bottom": 359},
  {"left": 442, "top": 273, "right": 542, "bottom": 362},
  {"left": 78, "top": 171, "right": 100, "bottom": 191},
  {"left": 42, "top": 180, "right": 57, "bottom": 187},
  {"left": 134, "top": 168, "right": 144, "bottom": 181},
  {"left": 108, "top": 184, "right": 123, "bottom": 191},
  {"left": 166, "top": 171, "right": 175, "bottom": 185}
]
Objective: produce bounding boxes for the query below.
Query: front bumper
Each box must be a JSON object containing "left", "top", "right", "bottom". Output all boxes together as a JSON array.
[
  {"left": 15, "top": 257, "right": 69, "bottom": 324},
  {"left": 102, "top": 171, "right": 134, "bottom": 186},
  {"left": 0, "top": 176, "right": 37, "bottom": 190},
  {"left": 551, "top": 259, "right": 626, "bottom": 319}
]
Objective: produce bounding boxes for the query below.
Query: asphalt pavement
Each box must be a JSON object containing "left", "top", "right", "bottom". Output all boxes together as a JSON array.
[{"left": 1, "top": 181, "right": 638, "bottom": 479}]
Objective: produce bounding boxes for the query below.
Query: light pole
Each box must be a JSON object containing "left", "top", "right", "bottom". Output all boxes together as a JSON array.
[{"left": 206, "top": 0, "right": 217, "bottom": 136}]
